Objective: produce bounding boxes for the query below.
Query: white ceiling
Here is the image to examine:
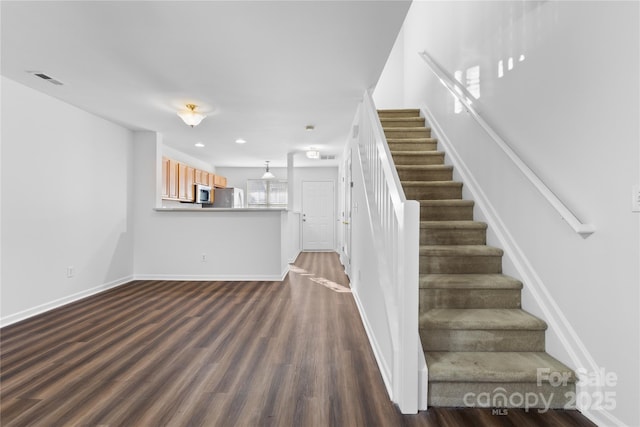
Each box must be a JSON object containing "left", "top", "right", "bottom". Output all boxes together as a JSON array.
[{"left": 1, "top": 1, "right": 410, "bottom": 167}]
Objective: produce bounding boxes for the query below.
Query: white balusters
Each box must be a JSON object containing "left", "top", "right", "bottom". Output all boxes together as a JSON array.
[{"left": 354, "top": 91, "right": 423, "bottom": 413}]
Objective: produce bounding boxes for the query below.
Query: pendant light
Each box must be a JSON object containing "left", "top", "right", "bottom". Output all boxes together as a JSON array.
[
  {"left": 177, "top": 104, "right": 206, "bottom": 127},
  {"left": 262, "top": 161, "right": 275, "bottom": 179}
]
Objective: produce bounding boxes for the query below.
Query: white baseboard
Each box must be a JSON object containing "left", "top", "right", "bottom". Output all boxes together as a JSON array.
[
  {"left": 1, "top": 268, "right": 293, "bottom": 328},
  {"left": 581, "top": 408, "right": 628, "bottom": 427},
  {"left": 133, "top": 271, "right": 288, "bottom": 282},
  {"left": 288, "top": 249, "right": 302, "bottom": 264},
  {"left": 421, "top": 104, "right": 614, "bottom": 424},
  {"left": 0, "top": 275, "right": 134, "bottom": 328},
  {"left": 351, "top": 288, "right": 394, "bottom": 402}
]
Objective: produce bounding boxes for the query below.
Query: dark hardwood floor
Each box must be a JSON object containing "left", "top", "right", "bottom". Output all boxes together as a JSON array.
[{"left": 1, "top": 252, "right": 596, "bottom": 426}]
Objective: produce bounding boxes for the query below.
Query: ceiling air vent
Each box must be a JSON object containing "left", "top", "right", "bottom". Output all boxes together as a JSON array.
[
  {"left": 29, "top": 71, "right": 64, "bottom": 85},
  {"left": 320, "top": 155, "right": 336, "bottom": 160}
]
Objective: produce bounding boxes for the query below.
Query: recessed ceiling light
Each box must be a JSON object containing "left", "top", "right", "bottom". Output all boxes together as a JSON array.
[
  {"left": 305, "top": 125, "right": 315, "bottom": 131},
  {"left": 235, "top": 138, "right": 247, "bottom": 144},
  {"left": 195, "top": 142, "right": 205, "bottom": 148}
]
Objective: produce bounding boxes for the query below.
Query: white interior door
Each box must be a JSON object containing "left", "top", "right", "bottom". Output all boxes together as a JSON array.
[{"left": 302, "top": 181, "right": 335, "bottom": 251}]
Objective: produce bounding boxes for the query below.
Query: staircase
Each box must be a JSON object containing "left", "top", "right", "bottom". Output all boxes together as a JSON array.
[{"left": 379, "top": 109, "right": 575, "bottom": 409}]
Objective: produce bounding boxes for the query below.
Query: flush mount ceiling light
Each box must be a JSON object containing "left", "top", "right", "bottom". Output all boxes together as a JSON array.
[
  {"left": 235, "top": 138, "right": 247, "bottom": 144},
  {"left": 262, "top": 161, "right": 275, "bottom": 179},
  {"left": 305, "top": 125, "right": 315, "bottom": 131},
  {"left": 177, "top": 104, "right": 206, "bottom": 127},
  {"left": 194, "top": 142, "right": 205, "bottom": 148},
  {"left": 306, "top": 147, "right": 320, "bottom": 159}
]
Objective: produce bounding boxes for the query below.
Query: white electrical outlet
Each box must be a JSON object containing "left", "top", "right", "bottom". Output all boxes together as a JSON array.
[
  {"left": 632, "top": 185, "right": 640, "bottom": 213},
  {"left": 66, "top": 266, "right": 74, "bottom": 278},
  {"left": 201, "top": 253, "right": 207, "bottom": 262}
]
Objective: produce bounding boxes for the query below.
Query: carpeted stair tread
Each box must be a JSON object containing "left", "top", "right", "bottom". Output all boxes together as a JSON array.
[
  {"left": 391, "top": 150, "right": 443, "bottom": 156},
  {"left": 421, "top": 220, "right": 486, "bottom": 230},
  {"left": 419, "top": 274, "right": 523, "bottom": 289},
  {"left": 377, "top": 108, "right": 421, "bottom": 118},
  {"left": 419, "top": 199, "right": 474, "bottom": 207},
  {"left": 397, "top": 164, "right": 451, "bottom": 170},
  {"left": 402, "top": 180, "right": 462, "bottom": 187},
  {"left": 420, "top": 245, "right": 503, "bottom": 257},
  {"left": 383, "top": 126, "right": 428, "bottom": 130},
  {"left": 403, "top": 181, "right": 463, "bottom": 200},
  {"left": 385, "top": 128, "right": 431, "bottom": 139},
  {"left": 391, "top": 151, "right": 445, "bottom": 166},
  {"left": 380, "top": 117, "right": 426, "bottom": 126},
  {"left": 420, "top": 308, "right": 547, "bottom": 330},
  {"left": 387, "top": 138, "right": 438, "bottom": 144},
  {"left": 425, "top": 351, "right": 576, "bottom": 383}
]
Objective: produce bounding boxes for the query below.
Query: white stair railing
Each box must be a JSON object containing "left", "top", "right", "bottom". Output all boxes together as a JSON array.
[
  {"left": 418, "top": 50, "right": 595, "bottom": 237},
  {"left": 354, "top": 90, "right": 425, "bottom": 413}
]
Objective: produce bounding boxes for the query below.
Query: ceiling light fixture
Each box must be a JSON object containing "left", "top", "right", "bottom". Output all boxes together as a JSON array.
[
  {"left": 177, "top": 104, "right": 206, "bottom": 127},
  {"left": 262, "top": 161, "right": 275, "bottom": 179},
  {"left": 305, "top": 125, "right": 315, "bottom": 131},
  {"left": 306, "top": 148, "right": 320, "bottom": 159},
  {"left": 235, "top": 138, "right": 247, "bottom": 144},
  {"left": 195, "top": 142, "right": 205, "bottom": 148}
]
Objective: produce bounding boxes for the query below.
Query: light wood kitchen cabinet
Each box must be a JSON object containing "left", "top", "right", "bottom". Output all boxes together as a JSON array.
[
  {"left": 162, "top": 157, "right": 170, "bottom": 198},
  {"left": 162, "top": 157, "right": 179, "bottom": 200},
  {"left": 213, "top": 174, "right": 227, "bottom": 188},
  {"left": 178, "top": 163, "right": 195, "bottom": 201},
  {"left": 161, "top": 156, "right": 224, "bottom": 201},
  {"left": 195, "top": 169, "right": 210, "bottom": 185}
]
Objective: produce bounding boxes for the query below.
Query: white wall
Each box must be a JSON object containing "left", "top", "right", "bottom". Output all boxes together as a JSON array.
[
  {"left": 373, "top": 27, "right": 405, "bottom": 109},
  {"left": 162, "top": 145, "right": 215, "bottom": 174},
  {"left": 375, "top": 2, "right": 639, "bottom": 425},
  {"left": 0, "top": 77, "right": 134, "bottom": 325}
]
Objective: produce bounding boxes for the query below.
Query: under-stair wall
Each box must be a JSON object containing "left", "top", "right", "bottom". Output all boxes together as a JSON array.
[
  {"left": 374, "top": 2, "right": 639, "bottom": 426},
  {"left": 345, "top": 98, "right": 426, "bottom": 414}
]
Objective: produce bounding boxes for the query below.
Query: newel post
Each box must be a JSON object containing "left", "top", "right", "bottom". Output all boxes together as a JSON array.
[{"left": 397, "top": 200, "right": 420, "bottom": 413}]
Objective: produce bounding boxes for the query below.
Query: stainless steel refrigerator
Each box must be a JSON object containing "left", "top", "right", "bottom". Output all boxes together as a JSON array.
[{"left": 212, "top": 187, "right": 245, "bottom": 208}]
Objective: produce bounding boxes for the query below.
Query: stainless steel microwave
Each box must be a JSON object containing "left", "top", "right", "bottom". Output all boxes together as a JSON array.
[{"left": 194, "top": 184, "right": 212, "bottom": 204}]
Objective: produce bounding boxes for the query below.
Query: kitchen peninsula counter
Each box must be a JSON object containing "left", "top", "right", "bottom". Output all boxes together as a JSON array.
[
  {"left": 154, "top": 207, "right": 287, "bottom": 212},
  {"left": 136, "top": 207, "right": 300, "bottom": 282}
]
